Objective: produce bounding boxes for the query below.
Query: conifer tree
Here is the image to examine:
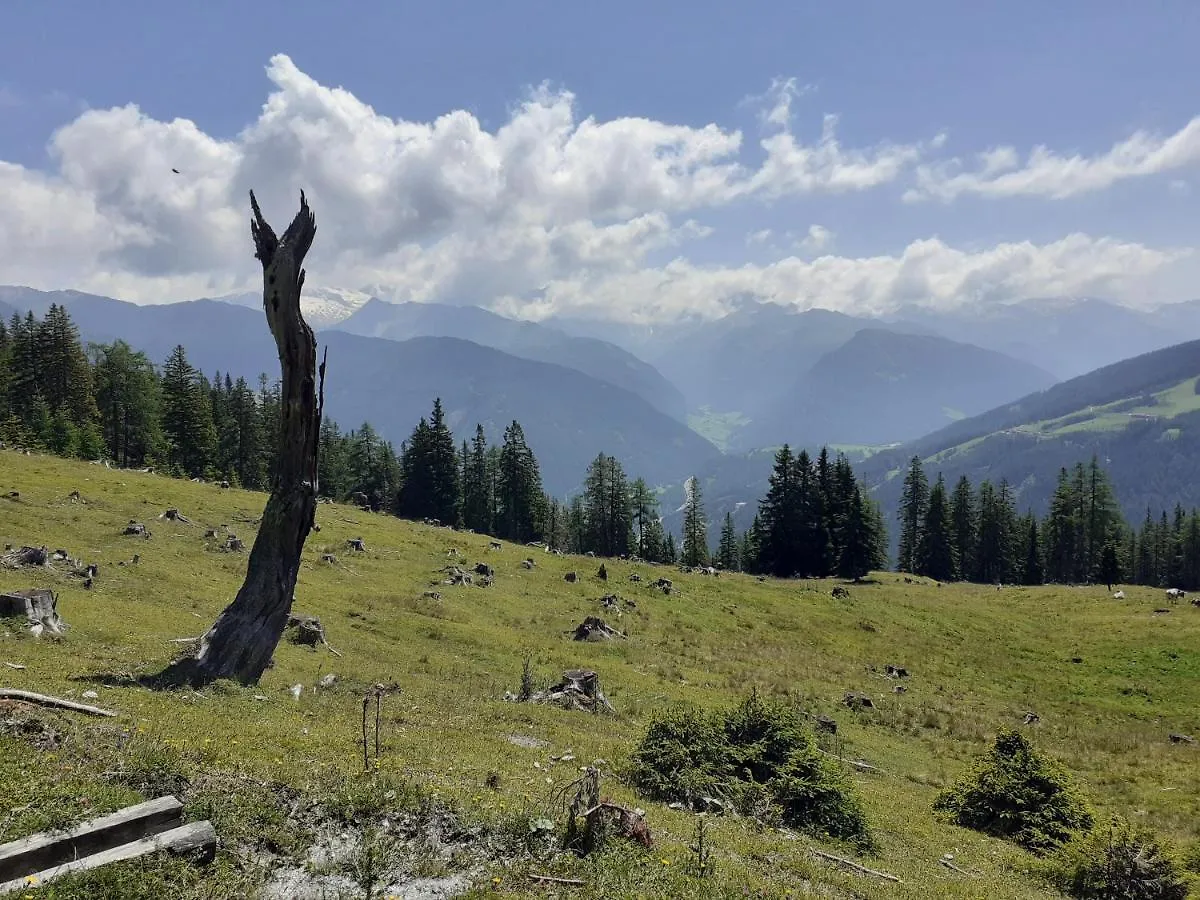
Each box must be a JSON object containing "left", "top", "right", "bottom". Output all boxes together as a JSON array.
[
  {"left": 681, "top": 476, "right": 709, "bottom": 567},
  {"left": 461, "top": 424, "right": 492, "bottom": 533},
  {"left": 629, "top": 477, "right": 658, "bottom": 559},
  {"left": 160, "top": 345, "right": 216, "bottom": 477},
  {"left": 1019, "top": 515, "right": 1043, "bottom": 585},
  {"left": 838, "top": 487, "right": 887, "bottom": 581},
  {"left": 582, "top": 453, "right": 632, "bottom": 557},
  {"left": 949, "top": 476, "right": 977, "bottom": 581},
  {"left": 91, "top": 340, "right": 163, "bottom": 468},
  {"left": 897, "top": 456, "right": 929, "bottom": 573},
  {"left": 758, "top": 444, "right": 800, "bottom": 577},
  {"left": 1099, "top": 540, "right": 1121, "bottom": 590},
  {"left": 717, "top": 511, "right": 739, "bottom": 571},
  {"left": 975, "top": 480, "right": 1018, "bottom": 583},
  {"left": 397, "top": 399, "right": 459, "bottom": 522},
  {"left": 917, "top": 474, "right": 956, "bottom": 581},
  {"left": 497, "top": 420, "right": 544, "bottom": 543},
  {"left": 38, "top": 304, "right": 98, "bottom": 427}
]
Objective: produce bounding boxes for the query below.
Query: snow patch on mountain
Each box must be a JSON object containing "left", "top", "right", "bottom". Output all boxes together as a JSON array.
[{"left": 215, "top": 286, "right": 373, "bottom": 329}]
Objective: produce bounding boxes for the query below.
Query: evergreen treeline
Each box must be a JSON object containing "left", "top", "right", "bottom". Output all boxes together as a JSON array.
[
  {"left": 897, "top": 454, "right": 1200, "bottom": 589},
  {"left": 739, "top": 445, "right": 888, "bottom": 580},
  {"left": 0, "top": 306, "right": 685, "bottom": 560}
]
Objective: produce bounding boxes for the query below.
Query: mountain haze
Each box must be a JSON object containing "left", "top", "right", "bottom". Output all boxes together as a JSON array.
[
  {"left": 0, "top": 287, "right": 715, "bottom": 494},
  {"left": 335, "top": 298, "right": 686, "bottom": 420},
  {"left": 859, "top": 338, "right": 1200, "bottom": 519},
  {"left": 743, "top": 329, "right": 1057, "bottom": 448}
]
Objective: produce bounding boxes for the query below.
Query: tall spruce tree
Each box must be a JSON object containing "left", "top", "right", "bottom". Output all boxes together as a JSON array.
[
  {"left": 949, "top": 476, "right": 977, "bottom": 581},
  {"left": 582, "top": 453, "right": 632, "bottom": 557},
  {"left": 897, "top": 456, "right": 929, "bottom": 574},
  {"left": 397, "top": 399, "right": 459, "bottom": 522},
  {"left": 90, "top": 340, "right": 163, "bottom": 468},
  {"left": 917, "top": 474, "right": 956, "bottom": 581},
  {"left": 1020, "top": 515, "right": 1044, "bottom": 585},
  {"left": 838, "top": 487, "right": 887, "bottom": 581},
  {"left": 717, "top": 511, "right": 740, "bottom": 571},
  {"left": 758, "top": 444, "right": 801, "bottom": 577},
  {"left": 461, "top": 424, "right": 492, "bottom": 534},
  {"left": 681, "top": 476, "right": 709, "bottom": 567},
  {"left": 160, "top": 345, "right": 216, "bottom": 477},
  {"left": 496, "top": 420, "right": 543, "bottom": 543}
]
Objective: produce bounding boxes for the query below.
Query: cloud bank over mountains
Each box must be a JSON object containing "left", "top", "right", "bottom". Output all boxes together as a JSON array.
[{"left": 2, "top": 55, "right": 1195, "bottom": 322}]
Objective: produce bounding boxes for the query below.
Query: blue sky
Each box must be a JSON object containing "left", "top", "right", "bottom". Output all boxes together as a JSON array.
[{"left": 2, "top": 1, "right": 1198, "bottom": 319}]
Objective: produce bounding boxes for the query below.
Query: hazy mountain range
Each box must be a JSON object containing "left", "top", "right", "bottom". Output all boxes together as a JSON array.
[
  {"left": 5, "top": 283, "right": 1200, "bottom": 513},
  {"left": 0, "top": 287, "right": 713, "bottom": 494}
]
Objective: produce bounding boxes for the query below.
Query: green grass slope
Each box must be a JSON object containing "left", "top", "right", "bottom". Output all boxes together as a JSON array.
[
  {"left": 1, "top": 451, "right": 1198, "bottom": 898},
  {"left": 860, "top": 341, "right": 1200, "bottom": 518}
]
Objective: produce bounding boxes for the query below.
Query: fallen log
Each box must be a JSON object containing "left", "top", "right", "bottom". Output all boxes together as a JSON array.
[
  {"left": 809, "top": 847, "right": 902, "bottom": 883},
  {"left": 0, "top": 690, "right": 116, "bottom": 717},
  {"left": 530, "top": 873, "right": 585, "bottom": 886}
]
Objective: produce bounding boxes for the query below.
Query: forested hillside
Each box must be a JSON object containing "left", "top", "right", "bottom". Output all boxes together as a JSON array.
[
  {"left": 0, "top": 293, "right": 716, "bottom": 494},
  {"left": 860, "top": 340, "right": 1200, "bottom": 520}
]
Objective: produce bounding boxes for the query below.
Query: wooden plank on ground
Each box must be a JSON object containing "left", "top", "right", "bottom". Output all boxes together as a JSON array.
[
  {"left": 0, "top": 821, "right": 215, "bottom": 896},
  {"left": 0, "top": 795, "right": 183, "bottom": 882}
]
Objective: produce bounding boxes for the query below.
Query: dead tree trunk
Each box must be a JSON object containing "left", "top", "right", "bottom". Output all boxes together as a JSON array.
[{"left": 160, "top": 192, "right": 324, "bottom": 686}]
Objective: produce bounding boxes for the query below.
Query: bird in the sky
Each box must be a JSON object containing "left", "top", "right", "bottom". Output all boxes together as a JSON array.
[{"left": 171, "top": 168, "right": 180, "bottom": 174}]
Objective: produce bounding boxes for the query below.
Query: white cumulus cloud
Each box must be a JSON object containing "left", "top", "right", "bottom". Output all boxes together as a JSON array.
[{"left": 0, "top": 54, "right": 1191, "bottom": 323}]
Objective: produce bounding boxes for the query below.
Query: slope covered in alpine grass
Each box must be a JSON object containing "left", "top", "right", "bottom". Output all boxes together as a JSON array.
[
  {"left": 859, "top": 341, "right": 1200, "bottom": 519},
  {"left": 1, "top": 451, "right": 1198, "bottom": 898}
]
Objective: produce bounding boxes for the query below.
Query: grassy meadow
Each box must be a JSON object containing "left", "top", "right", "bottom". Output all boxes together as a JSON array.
[{"left": 0, "top": 450, "right": 1198, "bottom": 898}]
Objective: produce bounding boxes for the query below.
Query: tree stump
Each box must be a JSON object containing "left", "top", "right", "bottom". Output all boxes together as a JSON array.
[
  {"left": 572, "top": 616, "right": 624, "bottom": 642},
  {"left": 0, "top": 589, "right": 66, "bottom": 635},
  {"left": 123, "top": 522, "right": 149, "bottom": 537},
  {"left": 285, "top": 614, "right": 327, "bottom": 648},
  {"left": 347, "top": 538, "right": 366, "bottom": 552},
  {"left": 159, "top": 192, "right": 324, "bottom": 686},
  {"left": 1, "top": 546, "right": 48, "bottom": 569},
  {"left": 564, "top": 571, "right": 578, "bottom": 583},
  {"left": 596, "top": 564, "right": 607, "bottom": 581}
]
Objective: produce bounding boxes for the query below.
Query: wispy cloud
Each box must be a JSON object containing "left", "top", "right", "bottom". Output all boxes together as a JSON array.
[{"left": 906, "top": 116, "right": 1200, "bottom": 201}]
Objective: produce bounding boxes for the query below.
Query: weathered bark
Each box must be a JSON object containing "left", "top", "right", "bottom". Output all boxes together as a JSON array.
[
  {"left": 0, "top": 589, "right": 65, "bottom": 634},
  {"left": 160, "top": 192, "right": 323, "bottom": 686}
]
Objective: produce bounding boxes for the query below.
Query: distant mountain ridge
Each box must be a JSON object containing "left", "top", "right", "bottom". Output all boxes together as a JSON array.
[
  {"left": 741, "top": 328, "right": 1058, "bottom": 448},
  {"left": 216, "top": 285, "right": 373, "bottom": 329},
  {"left": 334, "top": 298, "right": 686, "bottom": 420},
  {"left": 0, "top": 286, "right": 716, "bottom": 494},
  {"left": 858, "top": 338, "right": 1200, "bottom": 520}
]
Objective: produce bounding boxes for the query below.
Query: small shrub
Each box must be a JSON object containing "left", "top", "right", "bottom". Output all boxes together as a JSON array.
[
  {"left": 627, "top": 705, "right": 729, "bottom": 803},
  {"left": 1046, "top": 817, "right": 1189, "bottom": 900},
  {"left": 934, "top": 729, "right": 1092, "bottom": 853},
  {"left": 629, "top": 690, "right": 872, "bottom": 848}
]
